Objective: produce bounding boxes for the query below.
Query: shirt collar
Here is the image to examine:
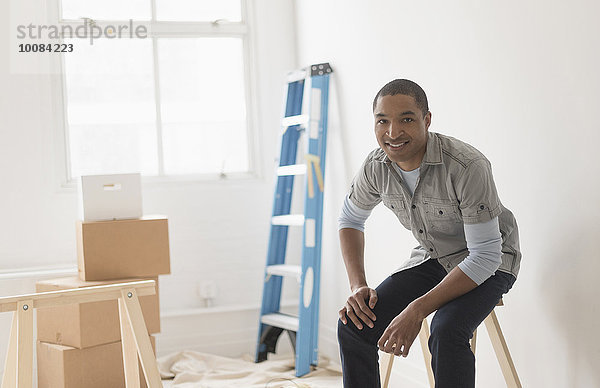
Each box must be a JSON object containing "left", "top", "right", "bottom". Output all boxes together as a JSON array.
[{"left": 422, "top": 131, "right": 443, "bottom": 165}]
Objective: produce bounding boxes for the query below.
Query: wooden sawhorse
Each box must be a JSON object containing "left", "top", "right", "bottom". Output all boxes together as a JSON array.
[
  {"left": 1, "top": 280, "right": 161, "bottom": 388},
  {"left": 380, "top": 299, "right": 521, "bottom": 388}
]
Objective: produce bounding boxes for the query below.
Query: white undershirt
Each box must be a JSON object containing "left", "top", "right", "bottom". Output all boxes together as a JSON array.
[{"left": 392, "top": 164, "right": 419, "bottom": 197}]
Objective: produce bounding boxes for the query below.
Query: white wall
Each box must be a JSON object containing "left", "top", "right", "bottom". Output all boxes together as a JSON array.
[
  {"left": 3, "top": 1, "right": 600, "bottom": 386},
  {"left": 0, "top": 0, "right": 299, "bottom": 372},
  {"left": 295, "top": 0, "right": 600, "bottom": 387}
]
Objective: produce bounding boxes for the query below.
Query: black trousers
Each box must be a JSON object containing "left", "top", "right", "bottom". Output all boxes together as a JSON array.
[{"left": 337, "top": 259, "right": 516, "bottom": 388}]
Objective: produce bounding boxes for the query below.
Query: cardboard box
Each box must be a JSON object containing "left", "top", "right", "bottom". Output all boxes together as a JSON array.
[
  {"left": 37, "top": 335, "right": 156, "bottom": 388},
  {"left": 76, "top": 216, "right": 171, "bottom": 280},
  {"left": 79, "top": 173, "right": 143, "bottom": 221},
  {"left": 36, "top": 277, "right": 160, "bottom": 349}
]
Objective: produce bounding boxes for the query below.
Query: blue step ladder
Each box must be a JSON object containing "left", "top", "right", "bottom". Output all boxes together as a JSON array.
[{"left": 255, "top": 63, "right": 333, "bottom": 377}]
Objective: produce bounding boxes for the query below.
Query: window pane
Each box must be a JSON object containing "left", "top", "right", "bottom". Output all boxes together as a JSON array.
[
  {"left": 64, "top": 39, "right": 158, "bottom": 179},
  {"left": 157, "top": 38, "right": 248, "bottom": 175},
  {"left": 155, "top": 0, "right": 241, "bottom": 22},
  {"left": 61, "top": 0, "right": 151, "bottom": 21}
]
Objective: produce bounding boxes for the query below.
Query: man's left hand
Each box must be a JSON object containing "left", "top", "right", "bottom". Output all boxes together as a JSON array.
[{"left": 377, "top": 304, "right": 424, "bottom": 357}]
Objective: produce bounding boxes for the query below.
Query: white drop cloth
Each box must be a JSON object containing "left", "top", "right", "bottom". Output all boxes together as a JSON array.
[{"left": 158, "top": 351, "right": 342, "bottom": 388}]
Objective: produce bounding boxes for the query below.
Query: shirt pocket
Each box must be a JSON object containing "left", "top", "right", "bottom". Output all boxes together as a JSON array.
[
  {"left": 381, "top": 194, "right": 411, "bottom": 229},
  {"left": 423, "top": 198, "right": 462, "bottom": 234}
]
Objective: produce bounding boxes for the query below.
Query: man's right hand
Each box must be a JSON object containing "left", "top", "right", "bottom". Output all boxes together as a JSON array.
[{"left": 339, "top": 286, "right": 378, "bottom": 330}]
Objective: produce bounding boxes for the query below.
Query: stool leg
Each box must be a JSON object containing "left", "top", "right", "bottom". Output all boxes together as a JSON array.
[
  {"left": 119, "top": 298, "right": 140, "bottom": 388},
  {"left": 1, "top": 312, "right": 18, "bottom": 388},
  {"left": 380, "top": 320, "right": 435, "bottom": 388},
  {"left": 120, "top": 289, "right": 162, "bottom": 388},
  {"left": 484, "top": 310, "right": 522, "bottom": 388},
  {"left": 380, "top": 352, "right": 394, "bottom": 388},
  {"left": 471, "top": 328, "right": 478, "bottom": 355},
  {"left": 418, "top": 320, "right": 434, "bottom": 388},
  {"left": 16, "top": 300, "right": 34, "bottom": 388}
]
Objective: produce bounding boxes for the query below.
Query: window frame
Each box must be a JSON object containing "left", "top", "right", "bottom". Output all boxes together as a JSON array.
[{"left": 49, "top": 0, "right": 261, "bottom": 189}]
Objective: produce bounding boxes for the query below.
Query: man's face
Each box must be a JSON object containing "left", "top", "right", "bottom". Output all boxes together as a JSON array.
[{"left": 373, "top": 94, "right": 431, "bottom": 171}]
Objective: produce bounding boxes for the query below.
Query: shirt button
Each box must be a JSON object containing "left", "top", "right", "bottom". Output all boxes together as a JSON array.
[
  {"left": 429, "top": 248, "right": 434, "bottom": 252},
  {"left": 438, "top": 210, "right": 443, "bottom": 215},
  {"left": 480, "top": 205, "right": 485, "bottom": 210},
  {"left": 411, "top": 205, "right": 416, "bottom": 209},
  {"left": 419, "top": 229, "right": 423, "bottom": 234}
]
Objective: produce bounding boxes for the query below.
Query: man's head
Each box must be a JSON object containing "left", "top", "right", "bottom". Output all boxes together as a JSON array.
[
  {"left": 372, "top": 79, "right": 431, "bottom": 171},
  {"left": 372, "top": 79, "right": 429, "bottom": 116}
]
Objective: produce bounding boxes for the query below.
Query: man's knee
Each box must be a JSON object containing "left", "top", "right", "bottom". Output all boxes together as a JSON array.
[
  {"left": 337, "top": 317, "right": 379, "bottom": 347},
  {"left": 337, "top": 318, "right": 347, "bottom": 339},
  {"left": 429, "top": 314, "right": 471, "bottom": 349},
  {"left": 337, "top": 318, "right": 360, "bottom": 342},
  {"left": 337, "top": 318, "right": 354, "bottom": 344}
]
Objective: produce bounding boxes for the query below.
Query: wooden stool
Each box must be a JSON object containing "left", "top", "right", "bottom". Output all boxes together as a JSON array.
[
  {"left": 1, "top": 280, "right": 162, "bottom": 388},
  {"left": 380, "top": 299, "right": 521, "bottom": 388}
]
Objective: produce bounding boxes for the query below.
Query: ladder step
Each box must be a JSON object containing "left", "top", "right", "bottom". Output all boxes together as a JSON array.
[
  {"left": 277, "top": 164, "right": 307, "bottom": 176},
  {"left": 266, "top": 264, "right": 302, "bottom": 280},
  {"left": 282, "top": 114, "right": 309, "bottom": 128},
  {"left": 271, "top": 215, "right": 305, "bottom": 226},
  {"left": 287, "top": 69, "right": 307, "bottom": 83},
  {"left": 261, "top": 313, "right": 299, "bottom": 332}
]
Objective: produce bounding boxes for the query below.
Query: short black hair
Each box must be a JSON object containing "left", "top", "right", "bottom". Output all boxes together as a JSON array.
[{"left": 372, "top": 79, "right": 429, "bottom": 116}]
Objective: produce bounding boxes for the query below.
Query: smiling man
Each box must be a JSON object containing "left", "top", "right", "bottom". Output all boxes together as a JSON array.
[{"left": 337, "top": 79, "right": 521, "bottom": 388}]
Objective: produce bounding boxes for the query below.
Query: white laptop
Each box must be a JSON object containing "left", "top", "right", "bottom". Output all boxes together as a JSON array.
[{"left": 79, "top": 173, "right": 143, "bottom": 221}]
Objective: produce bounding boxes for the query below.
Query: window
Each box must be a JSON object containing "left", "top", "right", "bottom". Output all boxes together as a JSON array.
[{"left": 57, "top": 0, "right": 253, "bottom": 181}]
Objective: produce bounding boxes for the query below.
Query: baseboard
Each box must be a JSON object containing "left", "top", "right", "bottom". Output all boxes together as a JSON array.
[
  {"left": 156, "top": 301, "right": 299, "bottom": 359},
  {"left": 155, "top": 308, "right": 343, "bottom": 366}
]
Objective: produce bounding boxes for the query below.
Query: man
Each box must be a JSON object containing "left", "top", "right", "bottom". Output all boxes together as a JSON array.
[{"left": 337, "top": 79, "right": 521, "bottom": 388}]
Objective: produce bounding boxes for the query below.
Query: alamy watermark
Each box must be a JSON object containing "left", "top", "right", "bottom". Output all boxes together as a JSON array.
[{"left": 16, "top": 18, "right": 148, "bottom": 46}]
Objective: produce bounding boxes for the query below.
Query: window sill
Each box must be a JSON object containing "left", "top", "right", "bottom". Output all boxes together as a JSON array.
[
  {"left": 57, "top": 170, "right": 267, "bottom": 192},
  {"left": 0, "top": 265, "right": 77, "bottom": 280}
]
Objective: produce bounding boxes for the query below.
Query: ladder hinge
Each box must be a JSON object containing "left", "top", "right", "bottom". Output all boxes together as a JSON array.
[{"left": 310, "top": 63, "right": 333, "bottom": 77}]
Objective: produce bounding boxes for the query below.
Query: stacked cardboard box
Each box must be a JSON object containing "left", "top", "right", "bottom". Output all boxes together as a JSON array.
[
  {"left": 38, "top": 336, "right": 157, "bottom": 388},
  {"left": 36, "top": 276, "right": 161, "bottom": 348},
  {"left": 37, "top": 213, "right": 171, "bottom": 387},
  {"left": 76, "top": 216, "right": 170, "bottom": 281}
]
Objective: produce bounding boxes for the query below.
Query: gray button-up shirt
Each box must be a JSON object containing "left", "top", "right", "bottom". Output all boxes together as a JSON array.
[{"left": 348, "top": 131, "right": 521, "bottom": 278}]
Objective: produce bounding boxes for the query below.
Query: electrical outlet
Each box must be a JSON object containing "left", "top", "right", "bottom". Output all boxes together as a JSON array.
[{"left": 198, "top": 281, "right": 218, "bottom": 307}]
